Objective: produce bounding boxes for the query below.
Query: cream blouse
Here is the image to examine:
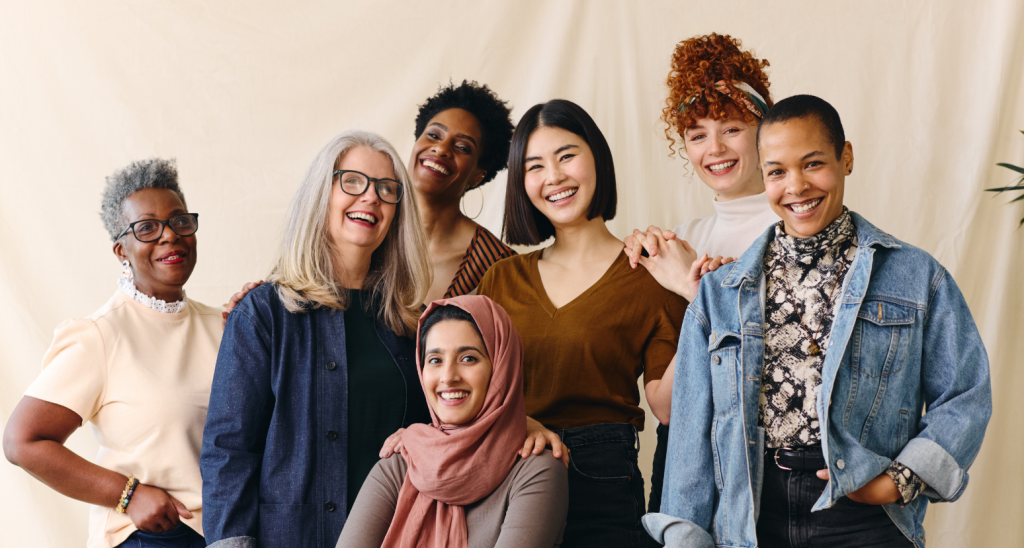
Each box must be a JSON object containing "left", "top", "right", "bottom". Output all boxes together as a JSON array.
[{"left": 24, "top": 286, "right": 223, "bottom": 548}]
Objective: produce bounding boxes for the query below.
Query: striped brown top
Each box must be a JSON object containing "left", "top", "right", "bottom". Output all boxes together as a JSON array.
[{"left": 444, "top": 226, "right": 516, "bottom": 298}]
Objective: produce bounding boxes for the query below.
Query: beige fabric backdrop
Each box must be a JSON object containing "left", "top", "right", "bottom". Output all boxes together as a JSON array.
[{"left": 1, "top": 1, "right": 1022, "bottom": 546}]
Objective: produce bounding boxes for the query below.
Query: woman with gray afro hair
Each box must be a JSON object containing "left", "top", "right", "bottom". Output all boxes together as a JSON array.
[
  {"left": 4, "top": 158, "right": 223, "bottom": 547},
  {"left": 100, "top": 158, "right": 187, "bottom": 241}
]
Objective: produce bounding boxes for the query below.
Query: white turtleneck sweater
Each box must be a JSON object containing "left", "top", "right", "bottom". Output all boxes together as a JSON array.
[{"left": 671, "top": 191, "right": 781, "bottom": 259}]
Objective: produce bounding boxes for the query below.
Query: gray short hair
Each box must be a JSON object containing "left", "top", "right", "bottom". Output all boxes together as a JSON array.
[{"left": 99, "top": 158, "right": 186, "bottom": 241}]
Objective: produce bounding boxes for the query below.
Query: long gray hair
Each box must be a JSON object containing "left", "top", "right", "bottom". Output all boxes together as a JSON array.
[{"left": 268, "top": 130, "right": 431, "bottom": 336}]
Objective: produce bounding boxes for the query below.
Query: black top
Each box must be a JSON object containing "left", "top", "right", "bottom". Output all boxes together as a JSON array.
[{"left": 344, "top": 289, "right": 408, "bottom": 509}]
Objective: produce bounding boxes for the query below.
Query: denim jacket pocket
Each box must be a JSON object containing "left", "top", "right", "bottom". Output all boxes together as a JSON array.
[
  {"left": 708, "top": 331, "right": 741, "bottom": 416},
  {"left": 849, "top": 300, "right": 915, "bottom": 378}
]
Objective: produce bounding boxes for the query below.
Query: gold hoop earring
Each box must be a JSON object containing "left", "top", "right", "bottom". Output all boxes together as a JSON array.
[{"left": 461, "top": 185, "right": 484, "bottom": 220}]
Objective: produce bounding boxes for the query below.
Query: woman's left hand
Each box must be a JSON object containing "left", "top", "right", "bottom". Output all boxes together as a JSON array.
[
  {"left": 816, "top": 468, "right": 900, "bottom": 505},
  {"left": 522, "top": 417, "right": 569, "bottom": 467}
]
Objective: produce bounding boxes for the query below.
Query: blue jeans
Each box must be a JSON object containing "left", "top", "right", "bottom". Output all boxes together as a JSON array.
[
  {"left": 117, "top": 524, "right": 206, "bottom": 548},
  {"left": 554, "top": 423, "right": 648, "bottom": 548},
  {"left": 756, "top": 452, "right": 913, "bottom": 548}
]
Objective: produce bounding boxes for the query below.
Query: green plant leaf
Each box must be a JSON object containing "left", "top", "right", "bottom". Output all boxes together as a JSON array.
[
  {"left": 1009, "top": 194, "right": 1024, "bottom": 204},
  {"left": 997, "top": 162, "right": 1024, "bottom": 175},
  {"left": 985, "top": 186, "right": 1024, "bottom": 192}
]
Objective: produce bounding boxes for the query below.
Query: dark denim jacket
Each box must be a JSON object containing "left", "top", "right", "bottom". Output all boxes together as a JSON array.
[{"left": 200, "top": 283, "right": 429, "bottom": 548}]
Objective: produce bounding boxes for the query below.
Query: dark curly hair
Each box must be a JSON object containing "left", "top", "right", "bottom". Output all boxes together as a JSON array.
[
  {"left": 413, "top": 80, "right": 515, "bottom": 187},
  {"left": 662, "top": 33, "right": 773, "bottom": 156}
]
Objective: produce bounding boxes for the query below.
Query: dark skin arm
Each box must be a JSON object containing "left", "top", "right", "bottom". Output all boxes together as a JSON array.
[
  {"left": 3, "top": 396, "right": 192, "bottom": 533},
  {"left": 816, "top": 468, "right": 900, "bottom": 505}
]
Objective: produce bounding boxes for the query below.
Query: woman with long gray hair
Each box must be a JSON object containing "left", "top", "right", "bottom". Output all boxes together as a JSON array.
[
  {"left": 4, "top": 158, "right": 219, "bottom": 548},
  {"left": 200, "top": 130, "right": 433, "bottom": 548}
]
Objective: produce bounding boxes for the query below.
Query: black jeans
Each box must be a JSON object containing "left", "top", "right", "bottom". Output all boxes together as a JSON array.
[
  {"left": 757, "top": 452, "right": 914, "bottom": 548},
  {"left": 116, "top": 524, "right": 206, "bottom": 548},
  {"left": 648, "top": 422, "right": 669, "bottom": 513},
  {"left": 554, "top": 423, "right": 648, "bottom": 548}
]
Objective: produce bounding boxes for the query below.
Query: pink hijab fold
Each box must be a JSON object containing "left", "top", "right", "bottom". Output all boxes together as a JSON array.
[{"left": 381, "top": 295, "right": 526, "bottom": 548}]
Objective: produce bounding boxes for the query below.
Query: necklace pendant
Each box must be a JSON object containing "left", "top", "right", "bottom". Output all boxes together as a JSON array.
[{"left": 807, "top": 342, "right": 820, "bottom": 356}]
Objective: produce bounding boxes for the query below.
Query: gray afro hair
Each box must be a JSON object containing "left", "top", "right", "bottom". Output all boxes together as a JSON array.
[{"left": 99, "top": 158, "right": 187, "bottom": 241}]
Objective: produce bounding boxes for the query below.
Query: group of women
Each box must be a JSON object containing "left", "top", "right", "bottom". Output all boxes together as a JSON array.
[{"left": 4, "top": 33, "right": 786, "bottom": 548}]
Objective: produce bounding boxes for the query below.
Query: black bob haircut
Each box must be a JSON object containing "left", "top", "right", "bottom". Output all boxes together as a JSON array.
[
  {"left": 757, "top": 94, "right": 846, "bottom": 159},
  {"left": 503, "top": 99, "right": 617, "bottom": 246},
  {"left": 413, "top": 80, "right": 515, "bottom": 187},
  {"left": 418, "top": 304, "right": 485, "bottom": 367}
]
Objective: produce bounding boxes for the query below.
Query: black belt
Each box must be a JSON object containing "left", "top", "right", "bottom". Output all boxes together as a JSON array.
[{"left": 768, "top": 445, "right": 826, "bottom": 471}]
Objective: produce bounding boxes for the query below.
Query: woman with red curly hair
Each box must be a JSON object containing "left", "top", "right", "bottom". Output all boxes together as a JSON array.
[{"left": 622, "top": 33, "right": 781, "bottom": 515}]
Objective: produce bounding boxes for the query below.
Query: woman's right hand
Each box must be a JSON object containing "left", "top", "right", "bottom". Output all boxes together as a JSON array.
[
  {"left": 222, "top": 281, "right": 264, "bottom": 326},
  {"left": 522, "top": 417, "right": 569, "bottom": 467},
  {"left": 126, "top": 483, "right": 193, "bottom": 533},
  {"left": 379, "top": 428, "right": 406, "bottom": 458}
]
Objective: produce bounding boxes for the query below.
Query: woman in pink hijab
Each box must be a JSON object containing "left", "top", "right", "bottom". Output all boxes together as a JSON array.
[{"left": 336, "top": 295, "right": 569, "bottom": 548}]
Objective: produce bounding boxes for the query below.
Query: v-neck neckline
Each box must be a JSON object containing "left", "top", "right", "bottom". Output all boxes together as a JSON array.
[{"left": 528, "top": 249, "right": 626, "bottom": 316}]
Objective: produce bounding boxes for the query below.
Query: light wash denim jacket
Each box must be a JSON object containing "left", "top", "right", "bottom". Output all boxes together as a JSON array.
[{"left": 643, "top": 212, "right": 991, "bottom": 548}]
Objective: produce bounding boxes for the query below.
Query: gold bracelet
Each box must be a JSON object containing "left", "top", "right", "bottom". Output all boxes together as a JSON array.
[{"left": 115, "top": 475, "right": 138, "bottom": 514}]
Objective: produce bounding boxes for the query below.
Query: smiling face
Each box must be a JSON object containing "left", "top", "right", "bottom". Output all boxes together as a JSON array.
[
  {"left": 523, "top": 126, "right": 597, "bottom": 229},
  {"left": 328, "top": 146, "right": 398, "bottom": 256},
  {"left": 683, "top": 116, "right": 763, "bottom": 200},
  {"left": 114, "top": 187, "right": 197, "bottom": 301},
  {"left": 422, "top": 319, "right": 493, "bottom": 425},
  {"left": 408, "top": 108, "right": 487, "bottom": 203},
  {"left": 760, "top": 116, "right": 853, "bottom": 239}
]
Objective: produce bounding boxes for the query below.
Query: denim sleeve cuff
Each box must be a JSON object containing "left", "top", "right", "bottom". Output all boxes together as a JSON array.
[
  {"left": 642, "top": 513, "right": 715, "bottom": 548},
  {"left": 884, "top": 461, "right": 926, "bottom": 505},
  {"left": 895, "top": 437, "right": 968, "bottom": 501},
  {"left": 207, "top": 536, "right": 256, "bottom": 548}
]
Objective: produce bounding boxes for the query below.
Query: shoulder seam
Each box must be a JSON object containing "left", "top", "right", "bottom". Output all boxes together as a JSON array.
[{"left": 924, "top": 267, "right": 948, "bottom": 324}]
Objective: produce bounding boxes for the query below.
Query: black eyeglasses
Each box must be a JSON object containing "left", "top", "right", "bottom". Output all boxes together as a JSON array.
[
  {"left": 117, "top": 213, "right": 200, "bottom": 242},
  {"left": 333, "top": 170, "right": 404, "bottom": 204}
]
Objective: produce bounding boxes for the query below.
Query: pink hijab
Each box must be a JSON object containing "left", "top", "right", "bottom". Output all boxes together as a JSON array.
[{"left": 381, "top": 295, "right": 526, "bottom": 548}]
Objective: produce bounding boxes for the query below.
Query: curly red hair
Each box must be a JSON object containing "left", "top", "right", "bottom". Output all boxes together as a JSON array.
[{"left": 662, "top": 33, "right": 773, "bottom": 156}]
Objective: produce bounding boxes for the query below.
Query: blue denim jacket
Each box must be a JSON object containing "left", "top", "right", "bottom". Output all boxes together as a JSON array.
[
  {"left": 643, "top": 212, "right": 991, "bottom": 548},
  {"left": 200, "top": 284, "right": 430, "bottom": 548}
]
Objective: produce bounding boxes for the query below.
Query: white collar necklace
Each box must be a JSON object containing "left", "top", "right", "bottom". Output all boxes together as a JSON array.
[{"left": 118, "top": 278, "right": 188, "bottom": 313}]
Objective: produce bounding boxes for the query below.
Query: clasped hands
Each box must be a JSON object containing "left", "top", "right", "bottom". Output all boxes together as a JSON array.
[{"left": 622, "top": 226, "right": 732, "bottom": 302}]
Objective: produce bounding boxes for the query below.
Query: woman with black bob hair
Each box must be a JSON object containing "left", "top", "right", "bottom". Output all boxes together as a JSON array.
[
  {"left": 408, "top": 80, "right": 517, "bottom": 303},
  {"left": 476, "top": 100, "right": 687, "bottom": 547}
]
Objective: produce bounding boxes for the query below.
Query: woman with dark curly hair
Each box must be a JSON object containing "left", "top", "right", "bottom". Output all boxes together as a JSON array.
[
  {"left": 4, "top": 159, "right": 219, "bottom": 548},
  {"left": 409, "top": 80, "right": 518, "bottom": 303},
  {"left": 621, "top": 33, "right": 782, "bottom": 515}
]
